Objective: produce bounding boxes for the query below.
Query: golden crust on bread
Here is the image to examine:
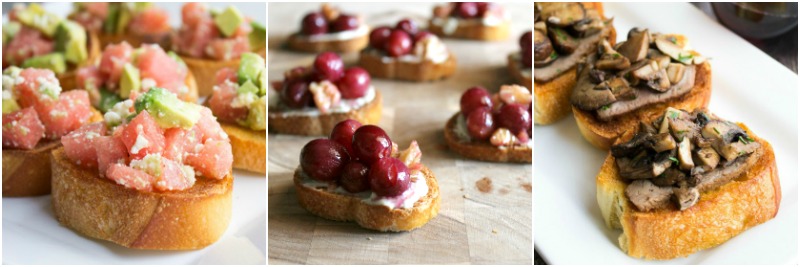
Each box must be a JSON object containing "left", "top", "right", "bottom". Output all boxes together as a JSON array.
[
  {"left": 268, "top": 90, "right": 382, "bottom": 136},
  {"left": 57, "top": 30, "right": 102, "bottom": 91},
  {"left": 507, "top": 53, "right": 532, "bottom": 91},
  {"left": 357, "top": 51, "right": 456, "bottom": 82},
  {"left": 293, "top": 165, "right": 440, "bottom": 232},
  {"left": 51, "top": 148, "right": 233, "bottom": 250},
  {"left": 444, "top": 114, "right": 531, "bottom": 163},
  {"left": 573, "top": 62, "right": 712, "bottom": 150},
  {"left": 596, "top": 124, "right": 781, "bottom": 260},
  {"left": 427, "top": 17, "right": 510, "bottom": 41},
  {"left": 221, "top": 123, "right": 266, "bottom": 174},
  {"left": 287, "top": 32, "right": 369, "bottom": 53},
  {"left": 180, "top": 55, "right": 240, "bottom": 97}
]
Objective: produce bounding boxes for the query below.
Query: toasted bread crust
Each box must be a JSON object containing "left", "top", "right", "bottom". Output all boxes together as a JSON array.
[
  {"left": 596, "top": 124, "right": 781, "bottom": 260},
  {"left": 573, "top": 62, "right": 712, "bottom": 150},
  {"left": 507, "top": 53, "right": 532, "bottom": 90},
  {"left": 51, "top": 148, "right": 233, "bottom": 250},
  {"left": 443, "top": 114, "right": 531, "bottom": 163},
  {"left": 287, "top": 32, "right": 369, "bottom": 53},
  {"left": 357, "top": 51, "right": 457, "bottom": 82},
  {"left": 293, "top": 165, "right": 440, "bottom": 232},
  {"left": 427, "top": 18, "right": 510, "bottom": 41},
  {"left": 57, "top": 30, "right": 102, "bottom": 91},
  {"left": 220, "top": 123, "right": 266, "bottom": 174},
  {"left": 268, "top": 90, "right": 382, "bottom": 136},
  {"left": 180, "top": 50, "right": 266, "bottom": 97}
]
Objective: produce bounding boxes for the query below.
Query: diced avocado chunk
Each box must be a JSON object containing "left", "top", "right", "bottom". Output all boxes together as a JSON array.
[
  {"left": 214, "top": 6, "right": 244, "bottom": 37},
  {"left": 237, "top": 52, "right": 265, "bottom": 85},
  {"left": 134, "top": 87, "right": 201, "bottom": 129},
  {"left": 132, "top": 2, "right": 153, "bottom": 12},
  {"left": 2, "top": 98, "right": 20, "bottom": 114},
  {"left": 249, "top": 21, "right": 266, "bottom": 52},
  {"left": 120, "top": 63, "right": 140, "bottom": 99},
  {"left": 22, "top": 53, "right": 67, "bottom": 74},
  {"left": 98, "top": 88, "right": 123, "bottom": 113},
  {"left": 55, "top": 21, "right": 88, "bottom": 64},
  {"left": 237, "top": 80, "right": 259, "bottom": 95},
  {"left": 115, "top": 5, "right": 132, "bottom": 34},
  {"left": 244, "top": 96, "right": 266, "bottom": 131},
  {"left": 15, "top": 4, "right": 61, "bottom": 37},
  {"left": 257, "top": 68, "right": 266, "bottom": 96},
  {"left": 3, "top": 22, "right": 21, "bottom": 44},
  {"left": 104, "top": 3, "right": 120, "bottom": 34}
]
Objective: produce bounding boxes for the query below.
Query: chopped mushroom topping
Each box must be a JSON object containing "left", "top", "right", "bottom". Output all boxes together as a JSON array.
[{"left": 538, "top": 2, "right": 586, "bottom": 27}]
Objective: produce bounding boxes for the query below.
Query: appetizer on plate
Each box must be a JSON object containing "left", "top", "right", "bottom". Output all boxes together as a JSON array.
[
  {"left": 76, "top": 42, "right": 198, "bottom": 113},
  {"left": 427, "top": 2, "right": 510, "bottom": 41},
  {"left": 52, "top": 88, "right": 234, "bottom": 250},
  {"left": 3, "top": 4, "right": 100, "bottom": 91},
  {"left": 269, "top": 52, "right": 382, "bottom": 136},
  {"left": 69, "top": 2, "right": 171, "bottom": 49},
  {"left": 358, "top": 18, "right": 456, "bottom": 81},
  {"left": 208, "top": 52, "right": 266, "bottom": 174},
  {"left": 597, "top": 108, "right": 780, "bottom": 260},
  {"left": 444, "top": 85, "right": 532, "bottom": 163},
  {"left": 534, "top": 2, "right": 615, "bottom": 125},
  {"left": 508, "top": 30, "right": 532, "bottom": 90},
  {"left": 2, "top": 67, "right": 100, "bottom": 196},
  {"left": 571, "top": 28, "right": 711, "bottom": 150},
  {"left": 287, "top": 3, "right": 369, "bottom": 53},
  {"left": 172, "top": 3, "right": 266, "bottom": 96},
  {"left": 295, "top": 120, "right": 440, "bottom": 231}
]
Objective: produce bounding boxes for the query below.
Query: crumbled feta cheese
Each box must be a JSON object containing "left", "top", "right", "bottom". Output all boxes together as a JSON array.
[
  {"left": 231, "top": 92, "right": 257, "bottom": 108},
  {"left": 36, "top": 77, "right": 61, "bottom": 100},
  {"left": 130, "top": 130, "right": 150, "bottom": 155},
  {"left": 141, "top": 78, "right": 157, "bottom": 91},
  {"left": 130, "top": 154, "right": 163, "bottom": 177},
  {"left": 104, "top": 100, "right": 135, "bottom": 127}
]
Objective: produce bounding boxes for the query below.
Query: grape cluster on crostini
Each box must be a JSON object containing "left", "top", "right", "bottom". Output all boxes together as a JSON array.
[
  {"left": 301, "top": 4, "right": 362, "bottom": 36},
  {"left": 460, "top": 85, "right": 532, "bottom": 146},
  {"left": 368, "top": 18, "right": 436, "bottom": 57},
  {"left": 434, "top": 2, "right": 498, "bottom": 19},
  {"left": 300, "top": 120, "right": 422, "bottom": 197},
  {"left": 280, "top": 52, "right": 371, "bottom": 113}
]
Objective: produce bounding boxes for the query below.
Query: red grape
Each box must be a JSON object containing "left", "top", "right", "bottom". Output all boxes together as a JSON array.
[
  {"left": 337, "top": 67, "right": 371, "bottom": 99},
  {"left": 330, "top": 119, "right": 362, "bottom": 155},
  {"left": 456, "top": 2, "right": 479, "bottom": 18},
  {"left": 301, "top": 12, "right": 328, "bottom": 35},
  {"left": 395, "top": 18, "right": 418, "bottom": 35},
  {"left": 368, "top": 157, "right": 411, "bottom": 197},
  {"left": 369, "top": 26, "right": 392, "bottom": 49},
  {"left": 476, "top": 2, "right": 492, "bottom": 17},
  {"left": 352, "top": 125, "right": 392, "bottom": 165},
  {"left": 281, "top": 79, "right": 311, "bottom": 108},
  {"left": 520, "top": 31, "right": 532, "bottom": 51},
  {"left": 460, "top": 86, "right": 492, "bottom": 115},
  {"left": 332, "top": 14, "right": 359, "bottom": 32},
  {"left": 384, "top": 29, "right": 412, "bottom": 57},
  {"left": 300, "top": 139, "right": 350, "bottom": 182},
  {"left": 522, "top": 48, "right": 532, "bottom": 68},
  {"left": 497, "top": 103, "right": 532, "bottom": 135},
  {"left": 414, "top": 31, "right": 434, "bottom": 44},
  {"left": 466, "top": 107, "right": 495, "bottom": 140},
  {"left": 313, "top": 52, "right": 344, "bottom": 82},
  {"left": 340, "top": 161, "right": 370, "bottom": 193}
]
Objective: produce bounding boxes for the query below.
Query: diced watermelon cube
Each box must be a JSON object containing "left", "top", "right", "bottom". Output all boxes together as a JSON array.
[
  {"left": 128, "top": 7, "right": 171, "bottom": 35},
  {"left": 2, "top": 107, "right": 45, "bottom": 149},
  {"left": 175, "top": 18, "right": 219, "bottom": 58},
  {"left": 153, "top": 158, "right": 194, "bottom": 191},
  {"left": 13, "top": 68, "right": 60, "bottom": 109},
  {"left": 206, "top": 36, "right": 250, "bottom": 61},
  {"left": 208, "top": 80, "right": 248, "bottom": 123},
  {"left": 214, "top": 67, "right": 237, "bottom": 85},
  {"left": 185, "top": 140, "right": 232, "bottom": 180},
  {"left": 181, "top": 2, "right": 210, "bottom": 27},
  {"left": 163, "top": 127, "right": 201, "bottom": 161},
  {"left": 106, "top": 163, "right": 154, "bottom": 191},
  {"left": 76, "top": 65, "right": 105, "bottom": 91},
  {"left": 137, "top": 45, "right": 187, "bottom": 94},
  {"left": 61, "top": 122, "right": 106, "bottom": 168},
  {"left": 37, "top": 90, "right": 94, "bottom": 139},
  {"left": 93, "top": 135, "right": 129, "bottom": 177},
  {"left": 98, "top": 42, "right": 133, "bottom": 89},
  {"left": 3, "top": 27, "right": 55, "bottom": 66},
  {"left": 194, "top": 107, "right": 228, "bottom": 143},
  {"left": 119, "top": 111, "right": 165, "bottom": 160}
]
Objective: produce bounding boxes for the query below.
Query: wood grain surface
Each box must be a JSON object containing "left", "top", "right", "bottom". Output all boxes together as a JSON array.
[{"left": 267, "top": 2, "right": 532, "bottom": 264}]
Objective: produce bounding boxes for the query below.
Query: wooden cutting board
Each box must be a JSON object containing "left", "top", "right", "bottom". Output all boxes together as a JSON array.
[{"left": 268, "top": 2, "right": 532, "bottom": 264}]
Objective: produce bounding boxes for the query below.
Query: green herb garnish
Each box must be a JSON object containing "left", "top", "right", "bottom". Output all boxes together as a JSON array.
[
  {"left": 668, "top": 111, "right": 679, "bottom": 119},
  {"left": 713, "top": 127, "right": 720, "bottom": 134},
  {"left": 549, "top": 51, "right": 558, "bottom": 60},
  {"left": 678, "top": 52, "right": 694, "bottom": 62},
  {"left": 601, "top": 105, "right": 610, "bottom": 110},
  {"left": 669, "top": 157, "right": 679, "bottom": 164}
]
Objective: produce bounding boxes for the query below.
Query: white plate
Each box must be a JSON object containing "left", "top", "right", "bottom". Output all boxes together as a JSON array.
[
  {"left": 2, "top": 2, "right": 266, "bottom": 265},
  {"left": 534, "top": 2, "right": 798, "bottom": 264}
]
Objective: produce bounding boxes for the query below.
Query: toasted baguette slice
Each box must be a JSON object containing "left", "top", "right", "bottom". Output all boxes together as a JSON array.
[
  {"left": 180, "top": 49, "right": 267, "bottom": 97},
  {"left": 51, "top": 148, "right": 233, "bottom": 250},
  {"left": 427, "top": 18, "right": 510, "bottom": 41},
  {"left": 268, "top": 90, "right": 382, "bottom": 136},
  {"left": 534, "top": 2, "right": 615, "bottom": 125},
  {"left": 443, "top": 114, "right": 531, "bottom": 163},
  {"left": 597, "top": 124, "right": 781, "bottom": 260},
  {"left": 358, "top": 50, "right": 456, "bottom": 82},
  {"left": 573, "top": 62, "right": 712, "bottom": 150},
  {"left": 221, "top": 123, "right": 266, "bottom": 174},
  {"left": 287, "top": 32, "right": 369, "bottom": 53},
  {"left": 3, "top": 109, "right": 103, "bottom": 197},
  {"left": 57, "top": 30, "right": 102, "bottom": 91},
  {"left": 294, "top": 165, "right": 440, "bottom": 232},
  {"left": 507, "top": 53, "right": 532, "bottom": 90}
]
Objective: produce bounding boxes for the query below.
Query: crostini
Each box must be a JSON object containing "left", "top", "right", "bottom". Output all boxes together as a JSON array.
[
  {"left": 427, "top": 2, "right": 510, "bottom": 41},
  {"left": 287, "top": 3, "right": 369, "bottom": 53},
  {"left": 3, "top": 4, "right": 100, "bottom": 91},
  {"left": 597, "top": 108, "right": 780, "bottom": 260},
  {"left": 2, "top": 67, "right": 100, "bottom": 197},
  {"left": 534, "top": 2, "right": 616, "bottom": 125},
  {"left": 571, "top": 28, "right": 711, "bottom": 150},
  {"left": 52, "top": 88, "right": 234, "bottom": 250},
  {"left": 296, "top": 120, "right": 440, "bottom": 231},
  {"left": 208, "top": 52, "right": 266, "bottom": 174},
  {"left": 508, "top": 30, "right": 532, "bottom": 90},
  {"left": 269, "top": 52, "right": 382, "bottom": 136},
  {"left": 69, "top": 2, "right": 172, "bottom": 49},
  {"left": 76, "top": 42, "right": 198, "bottom": 113},
  {"left": 172, "top": 3, "right": 267, "bottom": 96},
  {"left": 444, "top": 85, "right": 532, "bottom": 163},
  {"left": 358, "top": 18, "right": 456, "bottom": 82}
]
